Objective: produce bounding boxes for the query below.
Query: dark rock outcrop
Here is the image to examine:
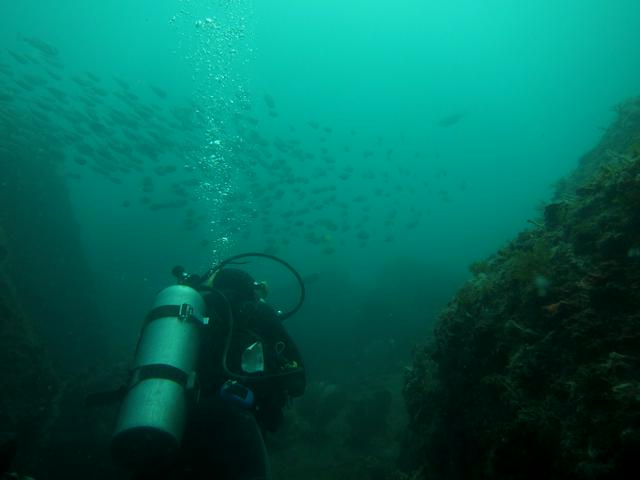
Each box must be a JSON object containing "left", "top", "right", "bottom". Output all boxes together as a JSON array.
[
  {"left": 0, "top": 108, "right": 110, "bottom": 478},
  {"left": 0, "top": 223, "right": 59, "bottom": 474},
  {"left": 404, "top": 97, "right": 640, "bottom": 479},
  {"left": 0, "top": 109, "right": 107, "bottom": 374}
]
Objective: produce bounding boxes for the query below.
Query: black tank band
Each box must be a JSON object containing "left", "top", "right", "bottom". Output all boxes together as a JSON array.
[
  {"left": 129, "top": 363, "right": 189, "bottom": 389},
  {"left": 144, "top": 304, "right": 206, "bottom": 326}
]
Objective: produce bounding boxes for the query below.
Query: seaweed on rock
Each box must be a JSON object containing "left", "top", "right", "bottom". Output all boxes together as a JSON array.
[
  {"left": 403, "top": 100, "right": 640, "bottom": 480},
  {"left": 0, "top": 225, "right": 60, "bottom": 471}
]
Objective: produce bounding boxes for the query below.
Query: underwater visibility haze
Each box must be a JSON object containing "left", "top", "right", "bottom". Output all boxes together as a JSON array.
[{"left": 1, "top": 1, "right": 640, "bottom": 479}]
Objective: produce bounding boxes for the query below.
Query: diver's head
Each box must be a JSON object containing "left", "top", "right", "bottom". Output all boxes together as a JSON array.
[{"left": 212, "top": 268, "right": 258, "bottom": 303}]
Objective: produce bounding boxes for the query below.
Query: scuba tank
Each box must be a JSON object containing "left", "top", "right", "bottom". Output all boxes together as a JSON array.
[{"left": 110, "top": 285, "right": 208, "bottom": 472}]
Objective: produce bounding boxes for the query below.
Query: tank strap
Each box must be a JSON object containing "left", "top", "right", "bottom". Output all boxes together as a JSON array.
[
  {"left": 129, "top": 363, "right": 191, "bottom": 390},
  {"left": 145, "top": 304, "right": 209, "bottom": 327}
]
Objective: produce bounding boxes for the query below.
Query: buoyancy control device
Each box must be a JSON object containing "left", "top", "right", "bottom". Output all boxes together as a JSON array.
[{"left": 110, "top": 284, "right": 208, "bottom": 471}]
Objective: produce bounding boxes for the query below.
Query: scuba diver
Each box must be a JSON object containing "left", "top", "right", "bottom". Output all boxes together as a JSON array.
[{"left": 109, "top": 253, "right": 306, "bottom": 480}]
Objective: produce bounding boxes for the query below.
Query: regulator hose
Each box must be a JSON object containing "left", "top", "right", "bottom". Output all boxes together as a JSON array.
[{"left": 203, "top": 252, "right": 305, "bottom": 321}]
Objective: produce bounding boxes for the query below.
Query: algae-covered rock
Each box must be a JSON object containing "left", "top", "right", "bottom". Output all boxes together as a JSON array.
[
  {"left": 0, "top": 225, "right": 59, "bottom": 475},
  {"left": 403, "top": 99, "right": 640, "bottom": 479}
]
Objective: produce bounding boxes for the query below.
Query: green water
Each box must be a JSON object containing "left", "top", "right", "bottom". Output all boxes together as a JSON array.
[{"left": 1, "top": 0, "right": 639, "bottom": 370}]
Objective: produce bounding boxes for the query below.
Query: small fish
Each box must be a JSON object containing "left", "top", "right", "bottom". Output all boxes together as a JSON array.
[
  {"left": 19, "top": 35, "right": 59, "bottom": 57},
  {"left": 86, "top": 71, "right": 101, "bottom": 83},
  {"left": 114, "top": 77, "right": 130, "bottom": 90},
  {"left": 8, "top": 50, "right": 29, "bottom": 65},
  {"left": 437, "top": 111, "right": 467, "bottom": 127},
  {"left": 150, "top": 84, "right": 167, "bottom": 99},
  {"left": 264, "top": 93, "right": 275, "bottom": 109},
  {"left": 44, "top": 68, "right": 62, "bottom": 81}
]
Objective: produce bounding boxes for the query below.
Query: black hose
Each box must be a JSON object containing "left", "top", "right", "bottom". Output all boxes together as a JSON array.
[
  {"left": 209, "top": 287, "right": 300, "bottom": 382},
  {"left": 204, "top": 252, "right": 305, "bottom": 321}
]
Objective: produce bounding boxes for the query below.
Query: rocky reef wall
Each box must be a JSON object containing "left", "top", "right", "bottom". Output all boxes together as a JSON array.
[
  {"left": 0, "top": 120, "right": 106, "bottom": 373},
  {"left": 403, "top": 97, "right": 640, "bottom": 479},
  {"left": 0, "top": 115, "right": 108, "bottom": 476},
  {"left": 0, "top": 224, "right": 59, "bottom": 473}
]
